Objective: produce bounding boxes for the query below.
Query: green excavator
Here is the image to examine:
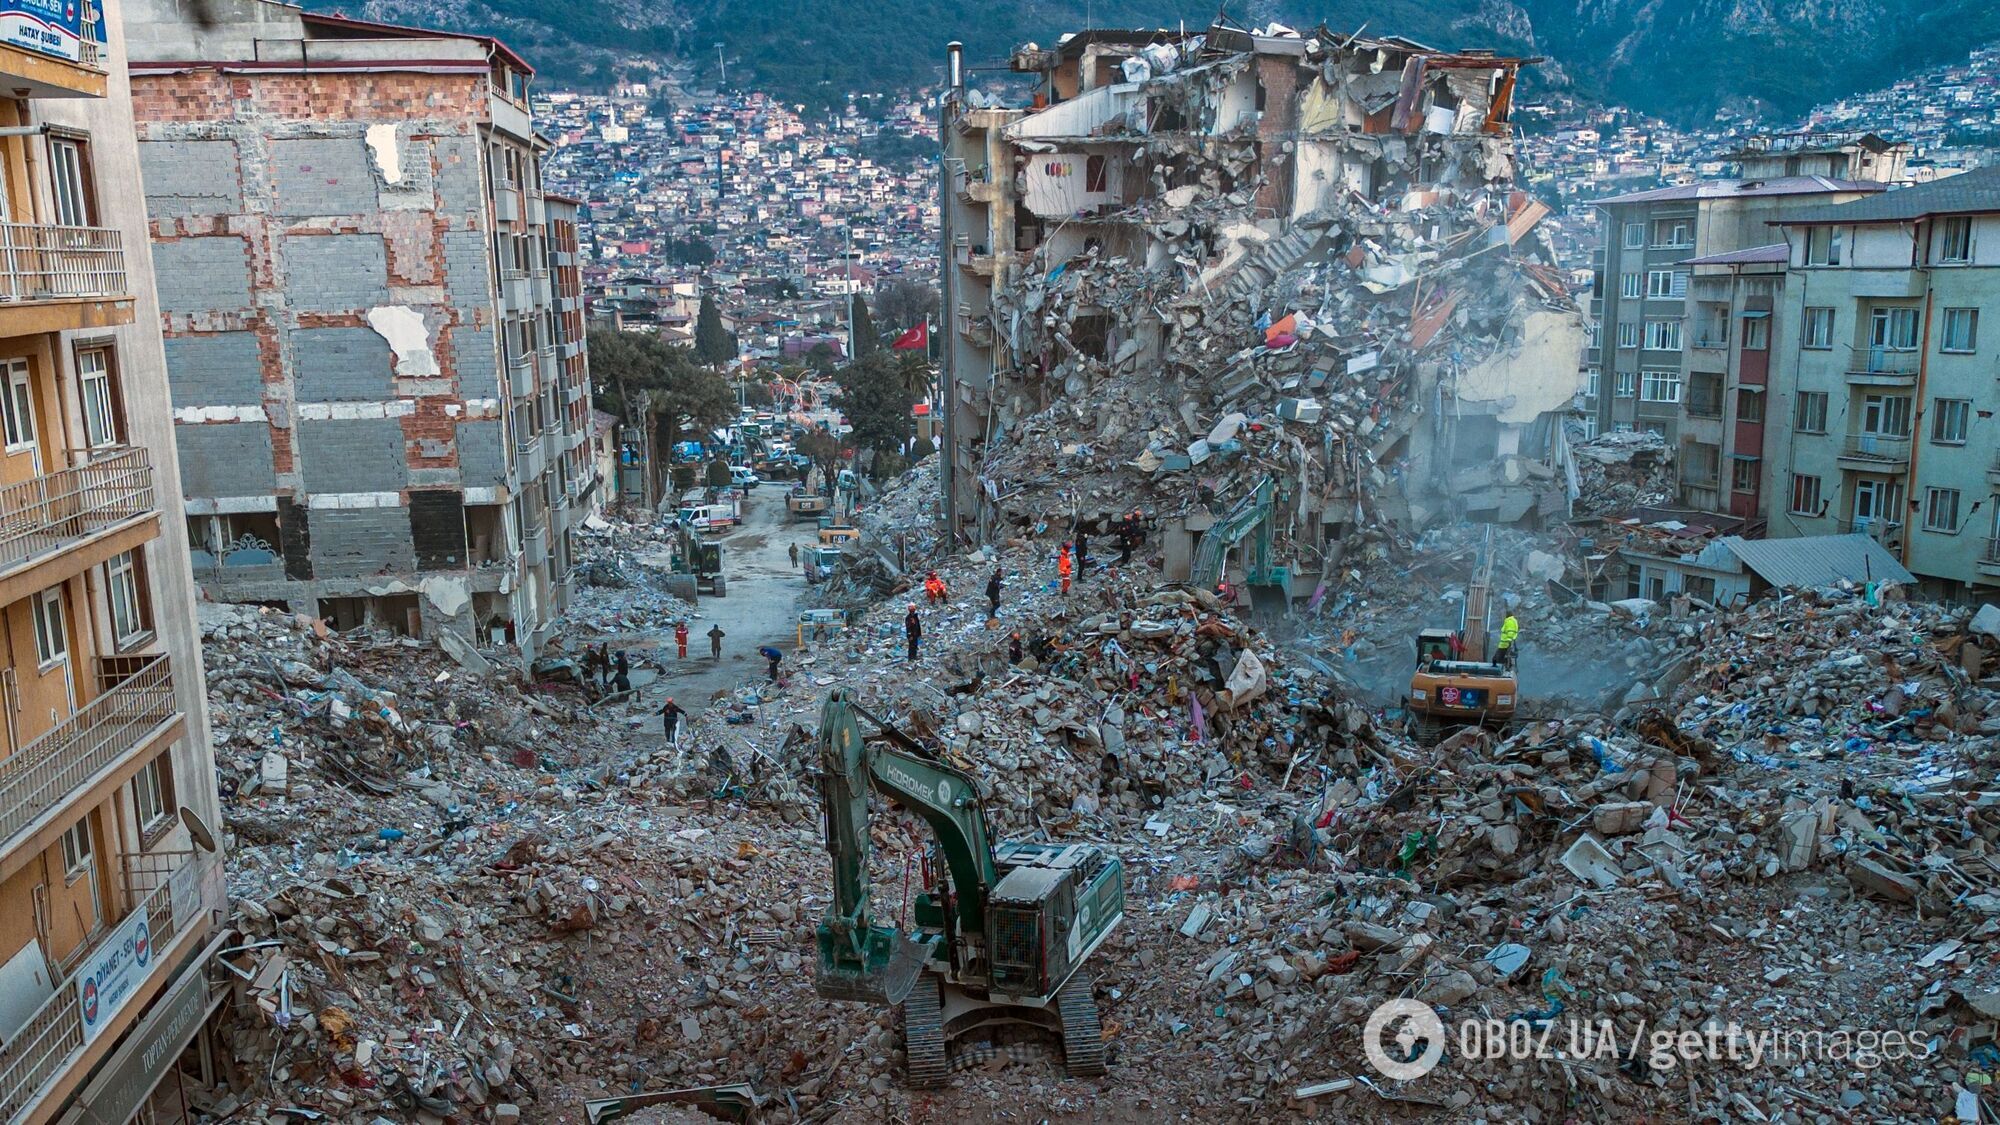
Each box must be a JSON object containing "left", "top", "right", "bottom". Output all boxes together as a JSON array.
[{"left": 812, "top": 690, "right": 1125, "bottom": 1086}]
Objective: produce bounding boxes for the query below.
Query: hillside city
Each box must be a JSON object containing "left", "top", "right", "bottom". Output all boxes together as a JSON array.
[{"left": 2, "top": 5, "right": 2000, "bottom": 1125}]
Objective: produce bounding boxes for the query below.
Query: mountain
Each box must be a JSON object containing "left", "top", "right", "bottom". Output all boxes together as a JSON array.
[{"left": 295, "top": 0, "right": 1997, "bottom": 124}]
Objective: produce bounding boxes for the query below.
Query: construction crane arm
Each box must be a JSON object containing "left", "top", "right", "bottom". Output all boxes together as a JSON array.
[{"left": 815, "top": 690, "right": 998, "bottom": 1005}]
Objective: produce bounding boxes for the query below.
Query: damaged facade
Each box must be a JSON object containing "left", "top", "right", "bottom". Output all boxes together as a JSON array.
[
  {"left": 124, "top": 0, "right": 594, "bottom": 651},
  {"left": 939, "top": 26, "right": 1587, "bottom": 581}
]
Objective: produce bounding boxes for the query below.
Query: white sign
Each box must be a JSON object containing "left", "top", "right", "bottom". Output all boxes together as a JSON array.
[{"left": 75, "top": 905, "right": 155, "bottom": 1044}]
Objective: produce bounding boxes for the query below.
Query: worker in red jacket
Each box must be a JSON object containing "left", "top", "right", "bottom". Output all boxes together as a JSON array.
[{"left": 1057, "top": 543, "right": 1074, "bottom": 594}]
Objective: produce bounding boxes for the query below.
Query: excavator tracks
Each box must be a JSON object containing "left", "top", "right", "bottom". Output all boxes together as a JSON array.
[
  {"left": 900, "top": 974, "right": 948, "bottom": 1088},
  {"left": 1057, "top": 975, "right": 1107, "bottom": 1078}
]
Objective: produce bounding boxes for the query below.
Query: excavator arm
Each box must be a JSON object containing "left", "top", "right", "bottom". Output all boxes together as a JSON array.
[{"left": 815, "top": 690, "right": 1000, "bottom": 1005}]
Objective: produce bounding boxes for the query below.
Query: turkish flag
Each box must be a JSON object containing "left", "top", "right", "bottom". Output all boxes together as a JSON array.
[{"left": 891, "top": 322, "right": 929, "bottom": 350}]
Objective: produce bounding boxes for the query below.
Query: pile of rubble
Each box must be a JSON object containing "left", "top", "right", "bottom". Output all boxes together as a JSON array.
[{"left": 1573, "top": 429, "right": 1678, "bottom": 515}]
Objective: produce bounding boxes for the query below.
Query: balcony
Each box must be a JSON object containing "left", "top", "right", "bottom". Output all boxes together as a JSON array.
[
  {"left": 1836, "top": 518, "right": 1904, "bottom": 546},
  {"left": 1980, "top": 538, "right": 2000, "bottom": 579},
  {"left": 1845, "top": 350, "right": 1920, "bottom": 387},
  {"left": 1837, "top": 434, "right": 1912, "bottom": 471},
  {"left": 1690, "top": 332, "right": 1729, "bottom": 352},
  {"left": 1686, "top": 396, "right": 1724, "bottom": 420},
  {"left": 514, "top": 435, "right": 545, "bottom": 480},
  {"left": 537, "top": 346, "right": 559, "bottom": 387},
  {"left": 0, "top": 449, "right": 157, "bottom": 605},
  {"left": 0, "top": 851, "right": 221, "bottom": 1123},
  {"left": 501, "top": 272, "right": 532, "bottom": 312},
  {"left": 494, "top": 187, "right": 521, "bottom": 224},
  {"left": 0, "top": 654, "right": 178, "bottom": 861},
  {"left": 507, "top": 354, "right": 534, "bottom": 399},
  {"left": 558, "top": 338, "right": 584, "bottom": 361},
  {"left": 526, "top": 193, "right": 547, "bottom": 226},
  {"left": 522, "top": 524, "right": 547, "bottom": 568},
  {"left": 0, "top": 224, "right": 132, "bottom": 333},
  {"left": 531, "top": 271, "right": 553, "bottom": 308}
]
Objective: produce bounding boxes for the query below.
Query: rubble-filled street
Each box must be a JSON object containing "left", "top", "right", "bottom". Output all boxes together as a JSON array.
[{"left": 196, "top": 456, "right": 2000, "bottom": 1125}]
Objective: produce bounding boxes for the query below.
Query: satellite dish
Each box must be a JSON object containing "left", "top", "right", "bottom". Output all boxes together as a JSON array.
[{"left": 179, "top": 806, "right": 218, "bottom": 853}]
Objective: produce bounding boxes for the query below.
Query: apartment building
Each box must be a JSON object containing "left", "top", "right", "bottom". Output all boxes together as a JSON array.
[
  {"left": 1763, "top": 165, "right": 2000, "bottom": 601},
  {"left": 1585, "top": 175, "right": 1886, "bottom": 474},
  {"left": 0, "top": 0, "right": 227, "bottom": 1120},
  {"left": 544, "top": 193, "right": 600, "bottom": 541},
  {"left": 123, "top": 0, "right": 591, "bottom": 655}
]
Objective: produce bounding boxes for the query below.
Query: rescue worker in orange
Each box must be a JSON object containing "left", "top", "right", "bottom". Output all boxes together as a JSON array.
[
  {"left": 674, "top": 620, "right": 690, "bottom": 659},
  {"left": 1058, "top": 543, "right": 1074, "bottom": 594},
  {"left": 923, "top": 570, "right": 948, "bottom": 603}
]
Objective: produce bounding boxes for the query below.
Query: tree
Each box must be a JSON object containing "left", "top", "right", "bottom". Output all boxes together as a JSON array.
[
  {"left": 849, "top": 292, "right": 877, "bottom": 355},
  {"left": 705, "top": 457, "right": 733, "bottom": 487},
  {"left": 834, "top": 349, "right": 917, "bottom": 474},
  {"left": 795, "top": 426, "right": 842, "bottom": 488},
  {"left": 805, "top": 341, "right": 842, "bottom": 375},
  {"left": 695, "top": 292, "right": 735, "bottom": 365},
  {"left": 584, "top": 327, "right": 735, "bottom": 500},
  {"left": 911, "top": 435, "right": 935, "bottom": 459},
  {"left": 894, "top": 350, "right": 933, "bottom": 405},
  {"left": 873, "top": 278, "right": 939, "bottom": 341}
]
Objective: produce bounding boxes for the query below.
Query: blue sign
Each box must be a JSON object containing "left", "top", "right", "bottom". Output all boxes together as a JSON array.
[
  {"left": 0, "top": 0, "right": 87, "bottom": 64},
  {"left": 76, "top": 909, "right": 153, "bottom": 1044}
]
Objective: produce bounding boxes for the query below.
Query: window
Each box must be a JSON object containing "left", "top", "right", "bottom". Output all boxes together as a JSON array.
[
  {"left": 1871, "top": 307, "right": 1920, "bottom": 351},
  {"left": 1731, "top": 458, "right": 1760, "bottom": 493},
  {"left": 1790, "top": 474, "right": 1823, "bottom": 517},
  {"left": 1640, "top": 369, "right": 1681, "bottom": 403},
  {"left": 1616, "top": 322, "right": 1640, "bottom": 350},
  {"left": 1, "top": 360, "right": 32, "bottom": 452},
  {"left": 59, "top": 819, "right": 91, "bottom": 878},
  {"left": 1862, "top": 394, "right": 1912, "bottom": 436},
  {"left": 1741, "top": 315, "right": 1769, "bottom": 350},
  {"left": 1943, "top": 308, "right": 1979, "bottom": 353},
  {"left": 133, "top": 756, "right": 170, "bottom": 833},
  {"left": 1794, "top": 391, "right": 1828, "bottom": 434},
  {"left": 1620, "top": 273, "right": 1642, "bottom": 299},
  {"left": 1615, "top": 371, "right": 1637, "bottom": 398},
  {"left": 77, "top": 347, "right": 118, "bottom": 449},
  {"left": 1652, "top": 218, "right": 1692, "bottom": 248},
  {"left": 1084, "top": 155, "right": 1107, "bottom": 193},
  {"left": 1622, "top": 222, "right": 1644, "bottom": 249},
  {"left": 1584, "top": 367, "right": 1600, "bottom": 399},
  {"left": 1801, "top": 307, "right": 1835, "bottom": 349},
  {"left": 105, "top": 549, "right": 148, "bottom": 644},
  {"left": 1804, "top": 226, "right": 1843, "bottom": 266},
  {"left": 1938, "top": 216, "right": 1973, "bottom": 263},
  {"left": 1643, "top": 319, "right": 1682, "bottom": 351},
  {"left": 1924, "top": 487, "right": 1962, "bottom": 532},
  {"left": 47, "top": 138, "right": 93, "bottom": 227},
  {"left": 1932, "top": 398, "right": 1970, "bottom": 444},
  {"left": 1737, "top": 388, "right": 1764, "bottom": 422},
  {"left": 1645, "top": 270, "right": 1687, "bottom": 299},
  {"left": 32, "top": 587, "right": 64, "bottom": 667}
]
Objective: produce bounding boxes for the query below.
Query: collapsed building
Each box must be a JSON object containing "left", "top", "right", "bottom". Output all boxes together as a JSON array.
[{"left": 938, "top": 25, "right": 1588, "bottom": 589}]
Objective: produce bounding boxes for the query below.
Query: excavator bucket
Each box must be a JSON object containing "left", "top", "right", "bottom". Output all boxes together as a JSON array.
[{"left": 814, "top": 923, "right": 933, "bottom": 1005}]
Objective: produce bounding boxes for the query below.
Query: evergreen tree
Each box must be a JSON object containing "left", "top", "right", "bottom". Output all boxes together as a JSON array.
[
  {"left": 849, "top": 292, "right": 877, "bottom": 355},
  {"left": 695, "top": 292, "right": 735, "bottom": 365}
]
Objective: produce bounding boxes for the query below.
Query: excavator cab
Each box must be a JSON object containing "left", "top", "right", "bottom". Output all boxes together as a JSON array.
[{"left": 1415, "top": 628, "right": 1456, "bottom": 668}]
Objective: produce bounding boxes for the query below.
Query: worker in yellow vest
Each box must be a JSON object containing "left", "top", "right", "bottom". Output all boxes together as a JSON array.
[{"left": 1495, "top": 612, "right": 1520, "bottom": 668}]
